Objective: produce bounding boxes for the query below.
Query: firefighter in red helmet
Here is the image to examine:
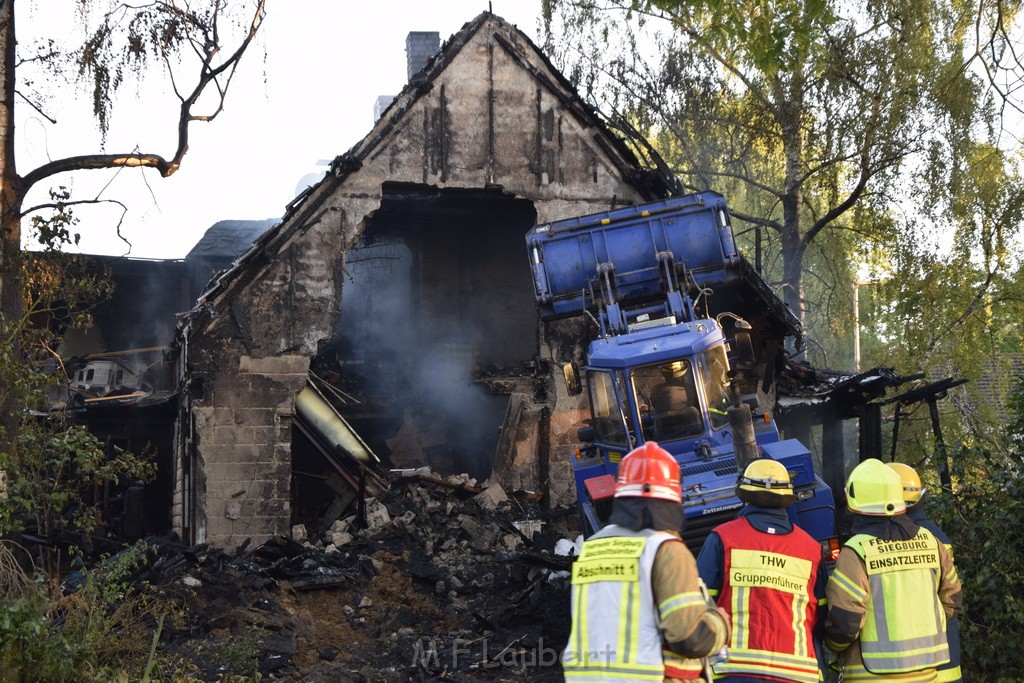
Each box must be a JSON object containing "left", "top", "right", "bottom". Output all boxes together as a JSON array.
[{"left": 563, "top": 441, "right": 730, "bottom": 682}]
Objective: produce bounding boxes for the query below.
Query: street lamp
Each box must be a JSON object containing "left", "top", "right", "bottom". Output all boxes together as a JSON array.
[{"left": 853, "top": 279, "right": 874, "bottom": 371}]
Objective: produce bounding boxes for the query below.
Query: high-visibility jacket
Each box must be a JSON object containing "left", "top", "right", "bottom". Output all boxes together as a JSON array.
[
  {"left": 711, "top": 517, "right": 822, "bottom": 683},
  {"left": 827, "top": 528, "right": 954, "bottom": 681},
  {"left": 563, "top": 526, "right": 678, "bottom": 682}
]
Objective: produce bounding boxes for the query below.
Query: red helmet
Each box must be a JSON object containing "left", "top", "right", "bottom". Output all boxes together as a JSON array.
[{"left": 615, "top": 441, "right": 682, "bottom": 503}]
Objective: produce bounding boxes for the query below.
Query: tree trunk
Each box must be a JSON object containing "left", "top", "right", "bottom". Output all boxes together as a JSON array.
[
  {"left": 0, "top": 0, "right": 22, "bottom": 457},
  {"left": 779, "top": 107, "right": 806, "bottom": 334},
  {"left": 0, "top": 0, "right": 22, "bottom": 326}
]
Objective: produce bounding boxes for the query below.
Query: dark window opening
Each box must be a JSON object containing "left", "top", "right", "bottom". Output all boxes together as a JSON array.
[{"left": 307, "top": 185, "right": 537, "bottom": 486}]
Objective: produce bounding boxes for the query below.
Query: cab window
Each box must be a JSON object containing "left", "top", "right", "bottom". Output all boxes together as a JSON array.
[
  {"left": 698, "top": 346, "right": 732, "bottom": 430},
  {"left": 633, "top": 359, "right": 704, "bottom": 441},
  {"left": 586, "top": 369, "right": 630, "bottom": 447}
]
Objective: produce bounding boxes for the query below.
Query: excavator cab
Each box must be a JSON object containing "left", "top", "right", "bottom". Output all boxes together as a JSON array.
[{"left": 531, "top": 192, "right": 836, "bottom": 548}]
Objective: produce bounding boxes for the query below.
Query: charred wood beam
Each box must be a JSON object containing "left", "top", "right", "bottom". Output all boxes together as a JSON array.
[
  {"left": 538, "top": 407, "right": 550, "bottom": 508},
  {"left": 858, "top": 402, "right": 882, "bottom": 463},
  {"left": 878, "top": 377, "right": 969, "bottom": 407},
  {"left": 928, "top": 399, "right": 952, "bottom": 494},
  {"left": 822, "top": 418, "right": 846, "bottom": 513}
]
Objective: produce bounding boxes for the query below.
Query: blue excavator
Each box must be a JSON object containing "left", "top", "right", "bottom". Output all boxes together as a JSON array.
[{"left": 526, "top": 191, "right": 838, "bottom": 557}]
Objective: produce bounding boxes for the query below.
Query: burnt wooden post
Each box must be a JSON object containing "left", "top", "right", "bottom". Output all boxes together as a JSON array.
[
  {"left": 538, "top": 406, "right": 550, "bottom": 507},
  {"left": 889, "top": 406, "right": 902, "bottom": 463},
  {"left": 928, "top": 398, "right": 952, "bottom": 493},
  {"left": 822, "top": 417, "right": 846, "bottom": 512},
  {"left": 858, "top": 402, "right": 882, "bottom": 462}
]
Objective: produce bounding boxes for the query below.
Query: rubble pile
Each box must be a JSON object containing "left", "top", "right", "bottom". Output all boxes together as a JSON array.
[{"left": 130, "top": 471, "right": 577, "bottom": 682}]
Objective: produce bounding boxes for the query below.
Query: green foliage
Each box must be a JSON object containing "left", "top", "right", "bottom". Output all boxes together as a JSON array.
[
  {"left": 931, "top": 417, "right": 1024, "bottom": 678},
  {"left": 0, "top": 541, "right": 181, "bottom": 682},
  {"left": 0, "top": 420, "right": 152, "bottom": 536},
  {"left": 907, "top": 374, "right": 1024, "bottom": 678}
]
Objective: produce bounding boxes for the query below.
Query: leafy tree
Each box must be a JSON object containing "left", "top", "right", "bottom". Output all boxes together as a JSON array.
[
  {"left": 541, "top": 0, "right": 1022, "bottom": 353},
  {"left": 855, "top": 141, "right": 1024, "bottom": 455},
  {"left": 0, "top": 0, "right": 268, "bottom": 325}
]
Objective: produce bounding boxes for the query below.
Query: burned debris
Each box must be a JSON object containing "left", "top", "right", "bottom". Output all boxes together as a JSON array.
[{"left": 107, "top": 470, "right": 574, "bottom": 681}]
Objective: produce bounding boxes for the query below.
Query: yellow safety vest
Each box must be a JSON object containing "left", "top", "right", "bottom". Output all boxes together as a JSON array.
[
  {"left": 563, "top": 526, "right": 675, "bottom": 682},
  {"left": 846, "top": 529, "right": 950, "bottom": 675}
]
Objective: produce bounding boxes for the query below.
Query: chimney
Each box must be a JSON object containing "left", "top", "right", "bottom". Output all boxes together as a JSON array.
[
  {"left": 374, "top": 96, "right": 395, "bottom": 122},
  {"left": 406, "top": 31, "right": 440, "bottom": 80}
]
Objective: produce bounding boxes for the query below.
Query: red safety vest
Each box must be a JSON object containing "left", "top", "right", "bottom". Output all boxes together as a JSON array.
[{"left": 714, "top": 517, "right": 823, "bottom": 683}]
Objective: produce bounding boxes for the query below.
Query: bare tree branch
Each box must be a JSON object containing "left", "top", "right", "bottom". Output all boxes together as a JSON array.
[
  {"left": 20, "top": 196, "right": 127, "bottom": 219},
  {"left": 671, "top": 166, "right": 786, "bottom": 199},
  {"left": 731, "top": 210, "right": 783, "bottom": 233},
  {"left": 19, "top": 0, "right": 267, "bottom": 195}
]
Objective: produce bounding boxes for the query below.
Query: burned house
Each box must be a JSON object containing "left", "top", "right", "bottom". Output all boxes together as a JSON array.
[{"left": 174, "top": 13, "right": 680, "bottom": 548}]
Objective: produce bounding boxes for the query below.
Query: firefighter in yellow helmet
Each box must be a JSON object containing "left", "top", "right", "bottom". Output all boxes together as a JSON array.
[
  {"left": 696, "top": 458, "right": 827, "bottom": 683},
  {"left": 888, "top": 462, "right": 962, "bottom": 683},
  {"left": 824, "top": 459, "right": 962, "bottom": 682},
  {"left": 563, "top": 441, "right": 730, "bottom": 682}
]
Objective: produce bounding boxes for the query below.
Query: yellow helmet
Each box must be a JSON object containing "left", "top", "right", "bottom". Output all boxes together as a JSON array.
[
  {"left": 662, "top": 360, "right": 688, "bottom": 380},
  {"left": 888, "top": 462, "right": 925, "bottom": 504},
  {"left": 846, "top": 458, "right": 906, "bottom": 516},
  {"left": 736, "top": 458, "right": 796, "bottom": 508}
]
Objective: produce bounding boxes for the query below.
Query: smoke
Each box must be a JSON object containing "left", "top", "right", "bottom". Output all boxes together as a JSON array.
[
  {"left": 335, "top": 235, "right": 506, "bottom": 480},
  {"left": 94, "top": 257, "right": 184, "bottom": 353}
]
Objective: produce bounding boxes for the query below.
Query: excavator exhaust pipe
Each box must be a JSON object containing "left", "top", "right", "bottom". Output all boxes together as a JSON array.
[{"left": 728, "top": 402, "right": 758, "bottom": 472}]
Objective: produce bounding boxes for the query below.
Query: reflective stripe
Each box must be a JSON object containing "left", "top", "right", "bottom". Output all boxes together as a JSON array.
[
  {"left": 731, "top": 585, "right": 748, "bottom": 650},
  {"left": 935, "top": 665, "right": 962, "bottom": 682},
  {"left": 829, "top": 568, "right": 866, "bottom": 601},
  {"left": 792, "top": 590, "right": 810, "bottom": 657},
  {"left": 837, "top": 660, "right": 938, "bottom": 682},
  {"left": 658, "top": 591, "right": 705, "bottom": 620},
  {"left": 564, "top": 662, "right": 665, "bottom": 681},
  {"left": 662, "top": 647, "right": 703, "bottom": 679},
  {"left": 579, "top": 582, "right": 589, "bottom": 665},
  {"left": 619, "top": 581, "right": 632, "bottom": 663},
  {"left": 715, "top": 649, "right": 820, "bottom": 683}
]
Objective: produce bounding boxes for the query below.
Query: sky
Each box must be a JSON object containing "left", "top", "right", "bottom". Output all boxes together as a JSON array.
[{"left": 16, "top": 1, "right": 547, "bottom": 259}]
